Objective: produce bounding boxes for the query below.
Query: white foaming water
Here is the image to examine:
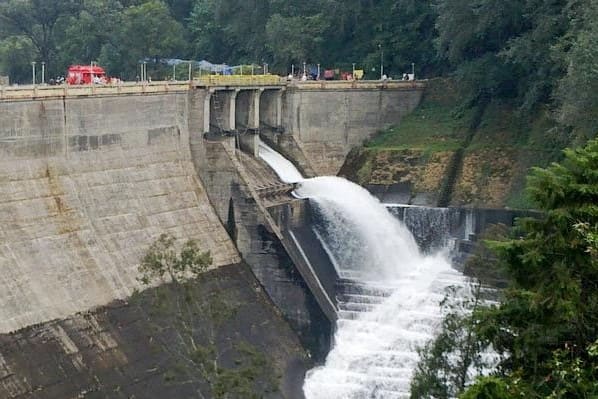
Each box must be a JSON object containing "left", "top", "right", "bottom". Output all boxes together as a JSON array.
[
  {"left": 258, "top": 141, "right": 467, "bottom": 398},
  {"left": 299, "top": 178, "right": 465, "bottom": 398},
  {"left": 258, "top": 141, "right": 304, "bottom": 183},
  {"left": 295, "top": 177, "right": 423, "bottom": 282}
]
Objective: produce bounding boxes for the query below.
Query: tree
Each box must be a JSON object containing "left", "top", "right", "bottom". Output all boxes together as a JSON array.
[
  {"left": 265, "top": 13, "right": 327, "bottom": 69},
  {"left": 106, "top": 0, "right": 186, "bottom": 79},
  {"left": 0, "top": 0, "right": 80, "bottom": 76},
  {"left": 137, "top": 234, "right": 278, "bottom": 399},
  {"left": 54, "top": 0, "right": 126, "bottom": 74},
  {"left": 138, "top": 233, "right": 212, "bottom": 286},
  {"left": 410, "top": 283, "right": 495, "bottom": 399},
  {"left": 412, "top": 139, "right": 598, "bottom": 398},
  {"left": 554, "top": 0, "right": 598, "bottom": 138},
  {"left": 463, "top": 139, "right": 598, "bottom": 397},
  {"left": 0, "top": 35, "right": 36, "bottom": 83}
]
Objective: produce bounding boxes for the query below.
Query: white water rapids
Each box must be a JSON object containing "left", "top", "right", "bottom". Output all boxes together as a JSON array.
[{"left": 258, "top": 141, "right": 467, "bottom": 398}]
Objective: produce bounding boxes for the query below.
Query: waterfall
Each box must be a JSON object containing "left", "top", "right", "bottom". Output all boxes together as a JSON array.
[{"left": 258, "top": 142, "right": 468, "bottom": 398}]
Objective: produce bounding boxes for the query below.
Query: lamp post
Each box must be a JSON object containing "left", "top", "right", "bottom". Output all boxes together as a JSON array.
[
  {"left": 303, "top": 61, "right": 306, "bottom": 76},
  {"left": 188, "top": 62, "right": 192, "bottom": 81},
  {"left": 173, "top": 64, "right": 176, "bottom": 81},
  {"left": 41, "top": 62, "right": 45, "bottom": 84},
  {"left": 352, "top": 63, "right": 355, "bottom": 77},
  {"left": 378, "top": 44, "right": 384, "bottom": 80},
  {"left": 317, "top": 63, "right": 320, "bottom": 80},
  {"left": 31, "top": 61, "right": 36, "bottom": 85},
  {"left": 291, "top": 64, "right": 294, "bottom": 77},
  {"left": 412, "top": 62, "right": 415, "bottom": 80},
  {"left": 143, "top": 61, "right": 147, "bottom": 82}
]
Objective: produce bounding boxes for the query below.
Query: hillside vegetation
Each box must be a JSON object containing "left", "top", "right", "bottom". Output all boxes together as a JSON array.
[
  {"left": 343, "top": 78, "right": 570, "bottom": 208},
  {"left": 1, "top": 0, "right": 597, "bottom": 145}
]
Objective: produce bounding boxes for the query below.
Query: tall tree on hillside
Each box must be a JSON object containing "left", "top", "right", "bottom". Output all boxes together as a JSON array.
[
  {"left": 0, "top": 35, "right": 36, "bottom": 83},
  {"left": 434, "top": 0, "right": 525, "bottom": 105},
  {"left": 466, "top": 139, "right": 598, "bottom": 396},
  {"left": 0, "top": 0, "right": 80, "bottom": 73},
  {"left": 367, "top": 0, "right": 439, "bottom": 77},
  {"left": 189, "top": 0, "right": 270, "bottom": 64},
  {"left": 554, "top": 0, "right": 598, "bottom": 138},
  {"left": 188, "top": 0, "right": 225, "bottom": 62},
  {"left": 99, "top": 0, "right": 186, "bottom": 79},
  {"left": 500, "top": 0, "right": 571, "bottom": 110},
  {"left": 54, "top": 0, "right": 125, "bottom": 74},
  {"left": 265, "top": 13, "right": 328, "bottom": 70}
]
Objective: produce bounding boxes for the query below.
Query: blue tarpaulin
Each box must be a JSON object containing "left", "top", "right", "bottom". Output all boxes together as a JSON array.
[{"left": 163, "top": 58, "right": 237, "bottom": 74}]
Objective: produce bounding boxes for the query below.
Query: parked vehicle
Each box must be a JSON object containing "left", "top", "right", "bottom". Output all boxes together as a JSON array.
[{"left": 66, "top": 65, "right": 108, "bottom": 85}]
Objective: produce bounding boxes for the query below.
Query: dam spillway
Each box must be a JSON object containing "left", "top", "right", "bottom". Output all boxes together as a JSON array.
[{"left": 258, "top": 142, "right": 468, "bottom": 398}]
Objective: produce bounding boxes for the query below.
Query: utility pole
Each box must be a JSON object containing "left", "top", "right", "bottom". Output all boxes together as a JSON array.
[{"left": 379, "top": 44, "right": 384, "bottom": 80}]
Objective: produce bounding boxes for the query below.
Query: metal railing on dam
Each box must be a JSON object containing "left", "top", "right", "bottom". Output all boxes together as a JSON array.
[
  {"left": 0, "top": 78, "right": 424, "bottom": 101},
  {"left": 0, "top": 81, "right": 191, "bottom": 100}
]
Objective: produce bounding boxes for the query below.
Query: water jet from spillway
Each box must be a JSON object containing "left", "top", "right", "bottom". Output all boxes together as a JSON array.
[{"left": 258, "top": 141, "right": 467, "bottom": 398}]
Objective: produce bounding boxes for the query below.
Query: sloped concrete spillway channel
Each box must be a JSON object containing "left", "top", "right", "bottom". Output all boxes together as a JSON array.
[{"left": 258, "top": 141, "right": 468, "bottom": 399}]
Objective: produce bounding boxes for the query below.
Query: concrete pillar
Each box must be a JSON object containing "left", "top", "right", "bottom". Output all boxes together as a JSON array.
[
  {"left": 228, "top": 89, "right": 239, "bottom": 132},
  {"left": 249, "top": 89, "right": 263, "bottom": 130},
  {"left": 203, "top": 90, "right": 213, "bottom": 133},
  {"left": 209, "top": 90, "right": 238, "bottom": 133},
  {"left": 259, "top": 88, "right": 285, "bottom": 131},
  {"left": 238, "top": 133, "right": 259, "bottom": 157},
  {"left": 234, "top": 89, "right": 258, "bottom": 131},
  {"left": 275, "top": 89, "right": 284, "bottom": 129}
]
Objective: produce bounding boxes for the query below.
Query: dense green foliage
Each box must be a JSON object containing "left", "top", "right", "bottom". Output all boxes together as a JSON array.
[
  {"left": 472, "top": 139, "right": 598, "bottom": 397},
  {"left": 412, "top": 140, "right": 598, "bottom": 398},
  {"left": 138, "top": 233, "right": 212, "bottom": 285},
  {"left": 0, "top": 0, "right": 437, "bottom": 82},
  {"left": 1, "top": 0, "right": 595, "bottom": 135}
]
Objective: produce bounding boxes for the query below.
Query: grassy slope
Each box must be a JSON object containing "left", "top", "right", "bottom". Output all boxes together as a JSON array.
[
  {"left": 349, "top": 78, "right": 568, "bottom": 209},
  {"left": 366, "top": 78, "right": 470, "bottom": 153}
]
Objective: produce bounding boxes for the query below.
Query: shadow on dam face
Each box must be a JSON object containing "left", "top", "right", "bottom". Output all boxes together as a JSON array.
[{"left": 0, "top": 264, "right": 311, "bottom": 399}]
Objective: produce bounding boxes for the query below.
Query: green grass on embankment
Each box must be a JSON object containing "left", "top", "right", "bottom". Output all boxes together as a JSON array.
[
  {"left": 355, "top": 78, "right": 570, "bottom": 209},
  {"left": 365, "top": 78, "right": 470, "bottom": 154}
]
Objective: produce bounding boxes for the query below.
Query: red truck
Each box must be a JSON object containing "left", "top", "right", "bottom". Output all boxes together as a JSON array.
[{"left": 66, "top": 65, "right": 108, "bottom": 85}]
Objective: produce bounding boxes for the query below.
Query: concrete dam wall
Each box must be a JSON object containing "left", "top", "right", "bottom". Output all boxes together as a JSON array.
[
  {"left": 282, "top": 83, "right": 424, "bottom": 175},
  {"left": 0, "top": 83, "right": 423, "bottom": 336},
  {"left": 0, "top": 93, "right": 239, "bottom": 333}
]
